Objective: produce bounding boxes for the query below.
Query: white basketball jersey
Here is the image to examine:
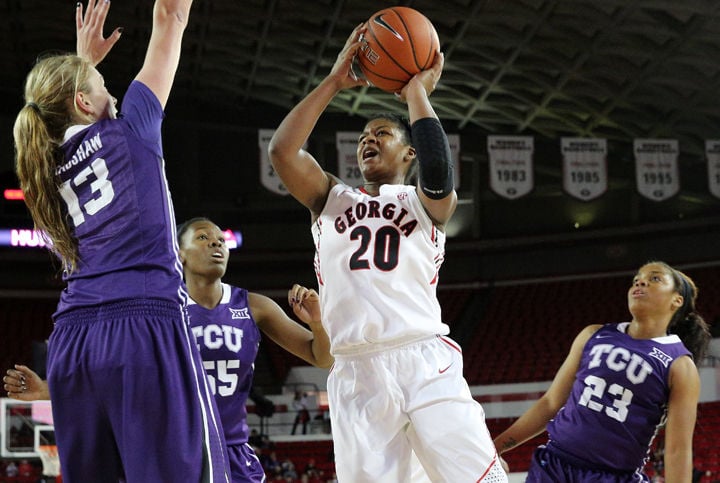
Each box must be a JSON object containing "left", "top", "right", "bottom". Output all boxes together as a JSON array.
[{"left": 312, "top": 183, "right": 450, "bottom": 353}]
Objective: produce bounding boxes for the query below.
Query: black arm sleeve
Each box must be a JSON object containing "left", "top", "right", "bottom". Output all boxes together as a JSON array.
[{"left": 411, "top": 117, "right": 454, "bottom": 199}]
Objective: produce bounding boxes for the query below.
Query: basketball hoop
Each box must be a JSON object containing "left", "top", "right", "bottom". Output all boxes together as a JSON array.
[{"left": 38, "top": 445, "right": 61, "bottom": 477}]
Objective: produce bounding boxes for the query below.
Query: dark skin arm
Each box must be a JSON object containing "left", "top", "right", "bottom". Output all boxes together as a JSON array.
[
  {"left": 249, "top": 285, "right": 333, "bottom": 369},
  {"left": 493, "top": 324, "right": 600, "bottom": 460}
]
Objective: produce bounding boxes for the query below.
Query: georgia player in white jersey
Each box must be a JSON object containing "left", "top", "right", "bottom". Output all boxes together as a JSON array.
[
  {"left": 313, "top": 183, "right": 448, "bottom": 349},
  {"left": 269, "top": 23, "right": 507, "bottom": 483}
]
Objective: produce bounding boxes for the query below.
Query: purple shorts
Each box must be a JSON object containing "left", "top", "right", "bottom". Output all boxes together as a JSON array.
[
  {"left": 526, "top": 444, "right": 650, "bottom": 483},
  {"left": 47, "top": 299, "right": 230, "bottom": 482}
]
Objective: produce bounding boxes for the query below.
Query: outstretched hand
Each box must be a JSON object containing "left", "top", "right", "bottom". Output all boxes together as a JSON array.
[
  {"left": 3, "top": 364, "right": 50, "bottom": 401},
  {"left": 327, "top": 23, "right": 370, "bottom": 91},
  {"left": 288, "top": 284, "right": 322, "bottom": 326},
  {"left": 76, "top": 0, "right": 123, "bottom": 66}
]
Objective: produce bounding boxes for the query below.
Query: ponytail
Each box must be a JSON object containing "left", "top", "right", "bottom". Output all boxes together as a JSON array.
[
  {"left": 670, "top": 312, "right": 711, "bottom": 361},
  {"left": 13, "top": 54, "right": 93, "bottom": 273},
  {"left": 660, "top": 262, "right": 712, "bottom": 360}
]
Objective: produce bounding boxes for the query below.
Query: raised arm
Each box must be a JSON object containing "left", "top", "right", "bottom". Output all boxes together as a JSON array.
[
  {"left": 135, "top": 0, "right": 193, "bottom": 108},
  {"left": 493, "top": 325, "right": 599, "bottom": 459},
  {"left": 249, "top": 289, "right": 333, "bottom": 369},
  {"left": 268, "top": 24, "right": 368, "bottom": 215},
  {"left": 400, "top": 53, "right": 457, "bottom": 226},
  {"left": 76, "top": 0, "right": 123, "bottom": 66}
]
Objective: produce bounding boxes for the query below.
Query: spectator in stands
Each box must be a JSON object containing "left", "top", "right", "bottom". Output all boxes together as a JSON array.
[
  {"left": 5, "top": 217, "right": 333, "bottom": 483},
  {"left": 494, "top": 261, "right": 711, "bottom": 482},
  {"left": 303, "top": 457, "right": 319, "bottom": 477},
  {"left": 268, "top": 24, "right": 505, "bottom": 482},
  {"left": 263, "top": 451, "right": 282, "bottom": 477},
  {"left": 280, "top": 457, "right": 298, "bottom": 480},
  {"left": 291, "top": 391, "right": 310, "bottom": 435},
  {"left": 17, "top": 459, "right": 33, "bottom": 478},
  {"left": 5, "top": 460, "right": 18, "bottom": 477}
]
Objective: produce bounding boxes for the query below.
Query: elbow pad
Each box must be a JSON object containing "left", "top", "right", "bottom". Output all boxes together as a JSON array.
[{"left": 411, "top": 117, "right": 454, "bottom": 199}]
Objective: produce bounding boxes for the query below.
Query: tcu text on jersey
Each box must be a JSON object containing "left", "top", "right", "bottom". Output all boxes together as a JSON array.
[
  {"left": 587, "top": 343, "right": 654, "bottom": 384},
  {"left": 192, "top": 323, "right": 244, "bottom": 352}
]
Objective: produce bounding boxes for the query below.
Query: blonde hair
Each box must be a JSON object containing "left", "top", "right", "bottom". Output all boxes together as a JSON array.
[{"left": 13, "top": 54, "right": 93, "bottom": 273}]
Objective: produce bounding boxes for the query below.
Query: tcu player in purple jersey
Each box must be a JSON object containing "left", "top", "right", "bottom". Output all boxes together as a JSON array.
[
  {"left": 494, "top": 261, "right": 711, "bottom": 482},
  {"left": 268, "top": 24, "right": 507, "bottom": 483},
  {"left": 4, "top": 217, "right": 332, "bottom": 483},
  {"left": 12, "top": 1, "right": 231, "bottom": 481},
  {"left": 178, "top": 217, "right": 333, "bottom": 482}
]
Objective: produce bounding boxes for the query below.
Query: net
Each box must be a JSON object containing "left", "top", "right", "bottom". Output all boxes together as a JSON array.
[{"left": 38, "top": 445, "right": 61, "bottom": 477}]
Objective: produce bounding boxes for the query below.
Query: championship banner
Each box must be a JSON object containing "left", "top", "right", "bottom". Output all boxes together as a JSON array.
[
  {"left": 706, "top": 140, "right": 720, "bottom": 199},
  {"left": 487, "top": 135, "right": 534, "bottom": 199},
  {"left": 336, "top": 132, "right": 363, "bottom": 187},
  {"left": 633, "top": 139, "right": 679, "bottom": 201},
  {"left": 258, "top": 128, "right": 289, "bottom": 195},
  {"left": 561, "top": 137, "right": 607, "bottom": 201}
]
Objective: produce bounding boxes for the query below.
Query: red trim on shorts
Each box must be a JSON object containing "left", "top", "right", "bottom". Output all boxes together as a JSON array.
[
  {"left": 439, "top": 335, "right": 462, "bottom": 354},
  {"left": 476, "top": 453, "right": 498, "bottom": 482}
]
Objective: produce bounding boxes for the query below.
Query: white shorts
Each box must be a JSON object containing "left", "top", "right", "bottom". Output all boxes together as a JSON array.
[{"left": 328, "top": 336, "right": 507, "bottom": 482}]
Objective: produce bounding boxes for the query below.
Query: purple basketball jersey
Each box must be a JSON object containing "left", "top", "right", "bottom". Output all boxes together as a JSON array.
[
  {"left": 56, "top": 81, "right": 184, "bottom": 316},
  {"left": 188, "top": 284, "right": 261, "bottom": 446},
  {"left": 547, "top": 322, "right": 691, "bottom": 473}
]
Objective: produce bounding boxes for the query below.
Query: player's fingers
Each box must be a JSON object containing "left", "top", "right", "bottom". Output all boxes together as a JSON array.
[
  {"left": 299, "top": 287, "right": 317, "bottom": 303},
  {"left": 13, "top": 365, "right": 31, "bottom": 378},
  {"left": 92, "top": 0, "right": 112, "bottom": 32},
  {"left": 434, "top": 51, "right": 445, "bottom": 72},
  {"left": 347, "top": 23, "right": 365, "bottom": 44},
  {"left": 84, "top": 0, "right": 96, "bottom": 25},
  {"left": 5, "top": 369, "right": 23, "bottom": 381},
  {"left": 3, "top": 377, "right": 18, "bottom": 389},
  {"left": 108, "top": 28, "right": 123, "bottom": 46},
  {"left": 76, "top": 2, "right": 84, "bottom": 29},
  {"left": 302, "top": 289, "right": 318, "bottom": 302},
  {"left": 288, "top": 284, "right": 301, "bottom": 305},
  {"left": 3, "top": 375, "right": 26, "bottom": 392}
]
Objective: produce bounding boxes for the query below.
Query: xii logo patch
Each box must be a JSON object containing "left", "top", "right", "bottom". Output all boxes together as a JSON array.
[
  {"left": 229, "top": 307, "right": 250, "bottom": 319},
  {"left": 648, "top": 347, "right": 673, "bottom": 368}
]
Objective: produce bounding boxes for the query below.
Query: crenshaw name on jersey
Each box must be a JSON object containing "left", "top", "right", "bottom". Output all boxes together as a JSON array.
[
  {"left": 334, "top": 201, "right": 418, "bottom": 236},
  {"left": 588, "top": 344, "right": 653, "bottom": 384},
  {"left": 56, "top": 132, "right": 103, "bottom": 175},
  {"left": 192, "top": 324, "right": 244, "bottom": 352}
]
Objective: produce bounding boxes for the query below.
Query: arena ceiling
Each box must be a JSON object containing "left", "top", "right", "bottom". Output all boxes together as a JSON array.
[
  {"left": 3, "top": 0, "right": 720, "bottom": 157},
  {"left": 2, "top": 0, "right": 720, "bottom": 290}
]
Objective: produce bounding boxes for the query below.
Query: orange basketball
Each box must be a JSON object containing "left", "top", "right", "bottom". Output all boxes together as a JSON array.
[{"left": 356, "top": 6, "right": 440, "bottom": 93}]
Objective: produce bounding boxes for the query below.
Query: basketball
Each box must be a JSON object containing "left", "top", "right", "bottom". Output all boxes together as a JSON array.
[{"left": 356, "top": 6, "right": 439, "bottom": 93}]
